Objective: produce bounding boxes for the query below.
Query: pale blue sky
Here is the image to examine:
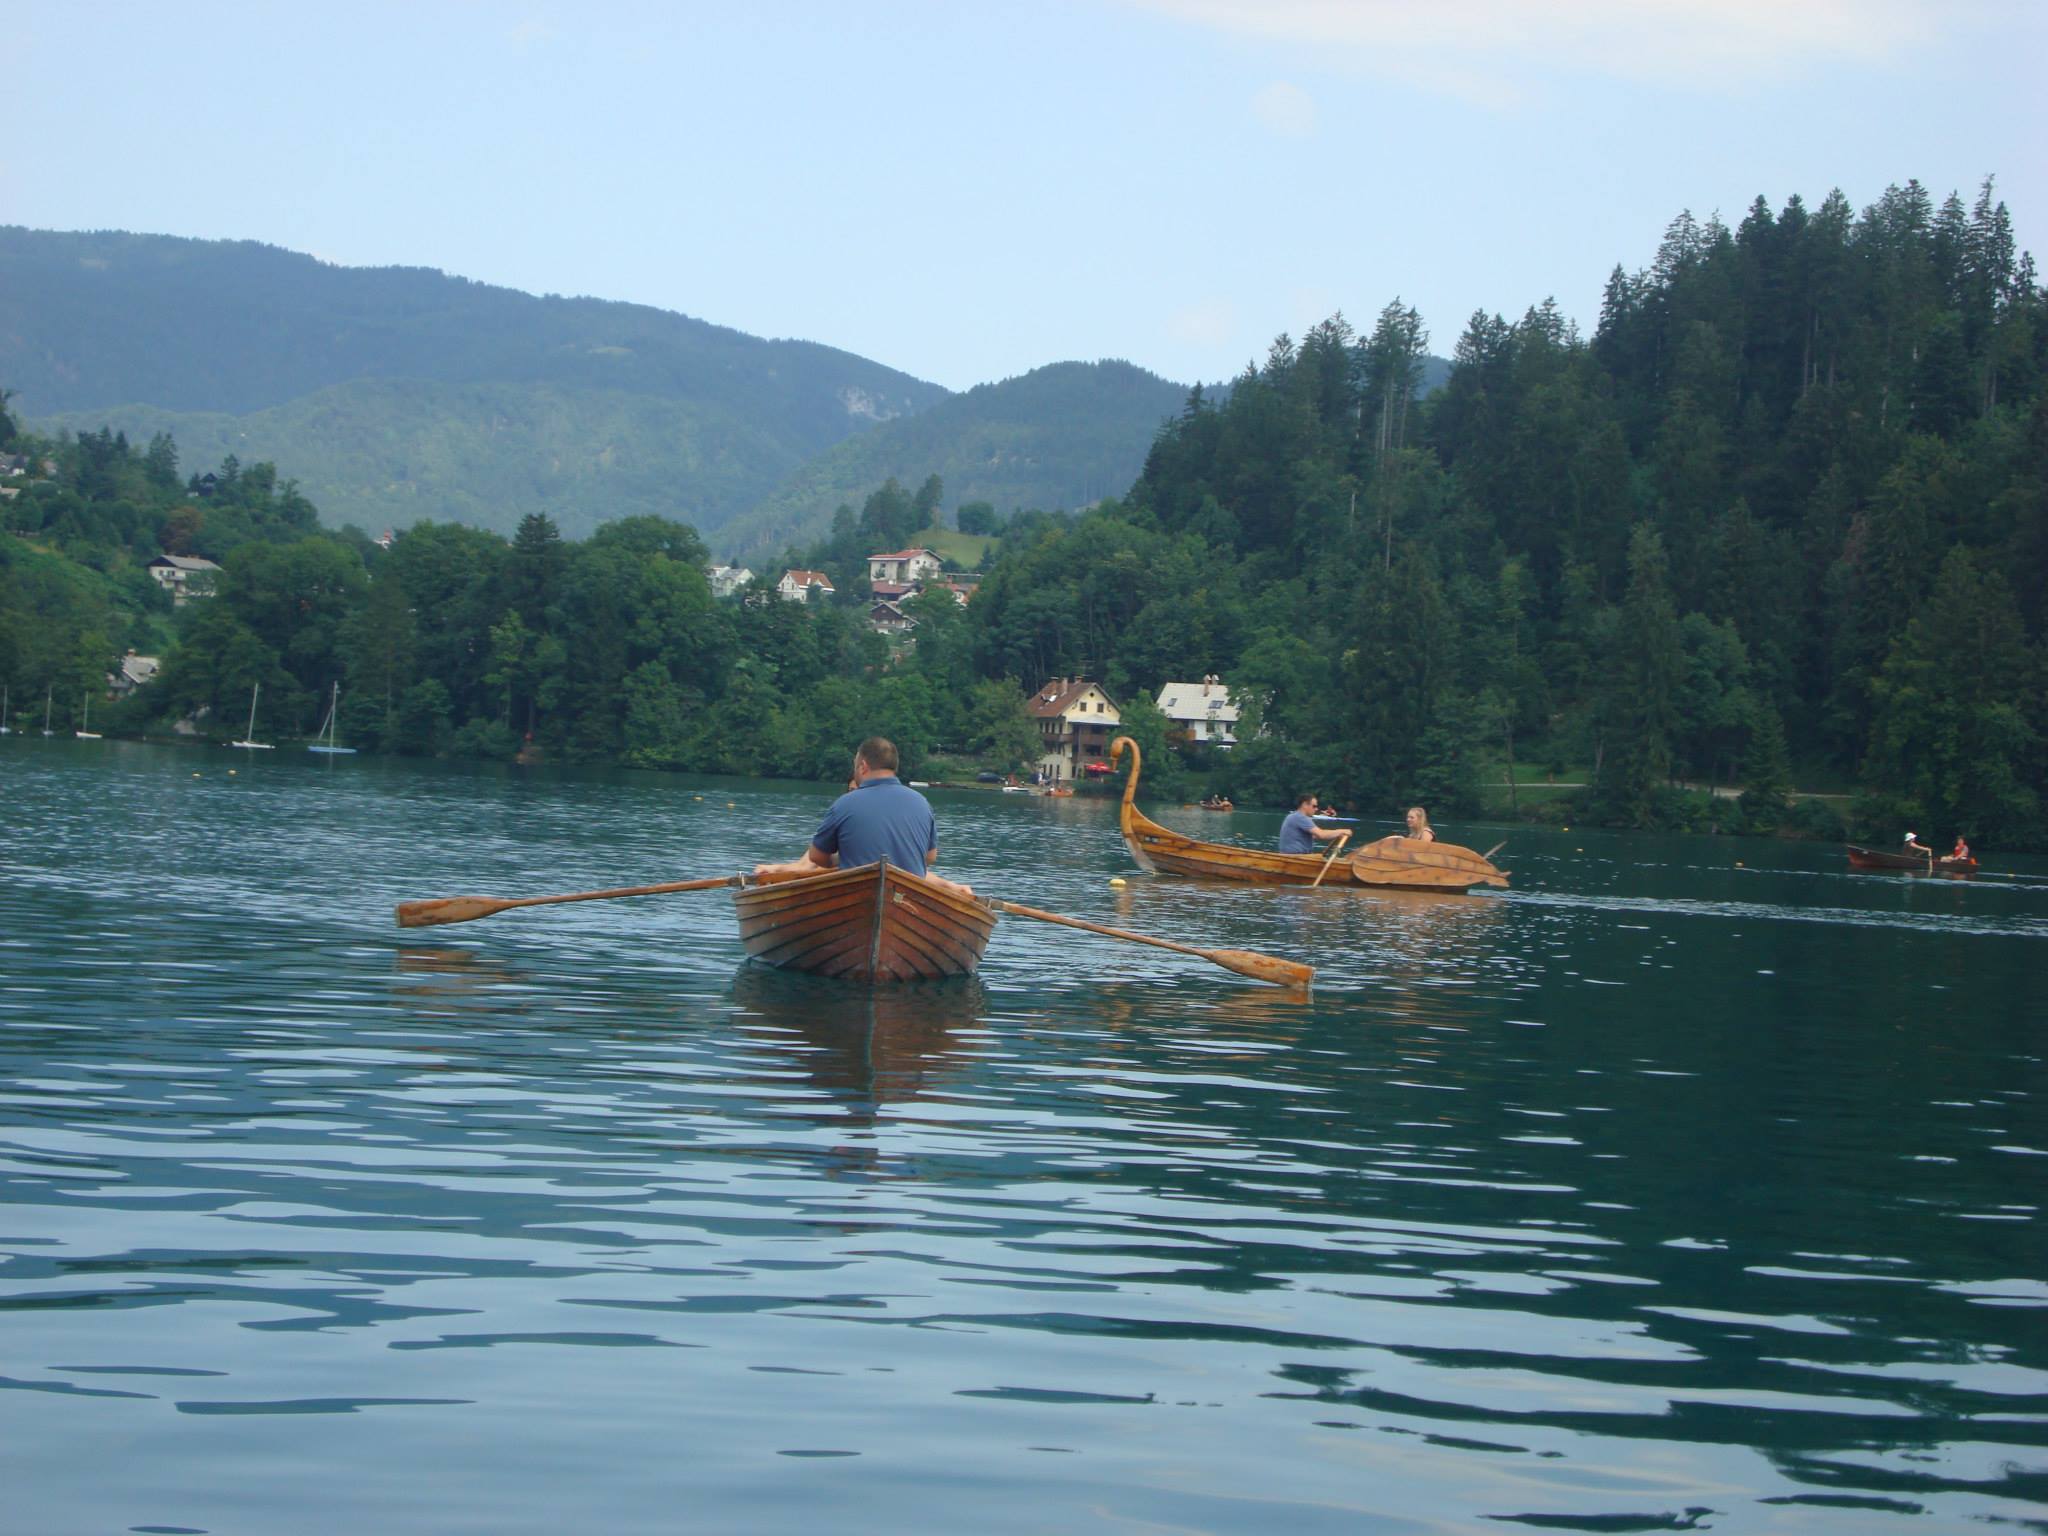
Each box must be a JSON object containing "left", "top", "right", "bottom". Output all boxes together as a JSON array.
[{"left": 7, "top": 1, "right": 2042, "bottom": 391}]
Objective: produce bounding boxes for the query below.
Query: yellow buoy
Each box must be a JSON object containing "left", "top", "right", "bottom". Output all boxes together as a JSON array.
[
  {"left": 1109, "top": 877, "right": 1126, "bottom": 887},
  {"left": 228, "top": 769, "right": 237, "bottom": 776},
  {"left": 1735, "top": 860, "right": 1745, "bottom": 867},
  {"left": 727, "top": 801, "right": 736, "bottom": 808}
]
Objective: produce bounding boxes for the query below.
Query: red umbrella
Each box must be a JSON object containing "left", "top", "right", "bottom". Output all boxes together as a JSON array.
[{"left": 1083, "top": 761, "right": 1113, "bottom": 774}]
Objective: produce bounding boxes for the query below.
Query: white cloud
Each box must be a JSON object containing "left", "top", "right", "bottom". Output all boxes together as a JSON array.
[
  {"left": 1125, "top": 0, "right": 1945, "bottom": 95},
  {"left": 1251, "top": 80, "right": 1317, "bottom": 137},
  {"left": 507, "top": 16, "right": 558, "bottom": 49},
  {"left": 1167, "top": 297, "right": 1238, "bottom": 347}
]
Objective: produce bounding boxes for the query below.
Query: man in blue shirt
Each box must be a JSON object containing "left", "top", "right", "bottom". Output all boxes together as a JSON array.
[
  {"left": 1279, "top": 793, "right": 1349, "bottom": 855},
  {"left": 754, "top": 736, "right": 971, "bottom": 896}
]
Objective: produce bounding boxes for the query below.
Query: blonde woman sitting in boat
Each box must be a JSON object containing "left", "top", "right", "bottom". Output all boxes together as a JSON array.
[
  {"left": 1401, "top": 806, "right": 1435, "bottom": 844},
  {"left": 754, "top": 736, "right": 974, "bottom": 898}
]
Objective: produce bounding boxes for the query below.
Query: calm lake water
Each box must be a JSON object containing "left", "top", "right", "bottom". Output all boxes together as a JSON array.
[{"left": 2, "top": 740, "right": 2044, "bottom": 1535}]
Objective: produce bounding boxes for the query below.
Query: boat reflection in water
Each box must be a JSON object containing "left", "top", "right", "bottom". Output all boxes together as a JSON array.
[
  {"left": 728, "top": 963, "right": 987, "bottom": 1130},
  {"left": 1110, "top": 873, "right": 1510, "bottom": 1029}
]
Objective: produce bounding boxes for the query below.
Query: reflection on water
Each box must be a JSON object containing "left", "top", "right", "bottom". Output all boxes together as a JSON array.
[
  {"left": 0, "top": 742, "right": 2043, "bottom": 1535},
  {"left": 729, "top": 965, "right": 986, "bottom": 1115}
]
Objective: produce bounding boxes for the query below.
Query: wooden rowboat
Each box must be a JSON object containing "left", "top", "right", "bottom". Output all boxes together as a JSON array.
[
  {"left": 1110, "top": 736, "right": 1507, "bottom": 892},
  {"left": 733, "top": 861, "right": 995, "bottom": 982},
  {"left": 1846, "top": 844, "right": 1978, "bottom": 875}
]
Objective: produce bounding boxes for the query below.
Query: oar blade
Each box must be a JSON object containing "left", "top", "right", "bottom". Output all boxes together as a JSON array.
[
  {"left": 395, "top": 896, "right": 512, "bottom": 928},
  {"left": 1210, "top": 948, "right": 1314, "bottom": 988}
]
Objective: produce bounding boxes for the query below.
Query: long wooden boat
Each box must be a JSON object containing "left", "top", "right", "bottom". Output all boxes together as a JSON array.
[
  {"left": 732, "top": 860, "right": 996, "bottom": 981},
  {"left": 1846, "top": 844, "right": 1978, "bottom": 875},
  {"left": 1110, "top": 736, "right": 1507, "bottom": 892}
]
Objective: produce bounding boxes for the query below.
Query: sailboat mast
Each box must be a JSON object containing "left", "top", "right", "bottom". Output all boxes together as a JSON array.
[{"left": 246, "top": 682, "right": 260, "bottom": 740}]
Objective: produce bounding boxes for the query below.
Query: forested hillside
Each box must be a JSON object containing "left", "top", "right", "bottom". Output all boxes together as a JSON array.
[
  {"left": 713, "top": 362, "right": 1195, "bottom": 562},
  {"left": 966, "top": 178, "right": 2047, "bottom": 842},
  {"left": 6, "top": 228, "right": 945, "bottom": 537},
  {"left": 7, "top": 178, "right": 2042, "bottom": 847}
]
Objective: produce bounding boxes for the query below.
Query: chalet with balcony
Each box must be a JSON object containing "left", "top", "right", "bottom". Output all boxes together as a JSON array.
[
  {"left": 867, "top": 547, "right": 943, "bottom": 586},
  {"left": 1028, "top": 677, "right": 1121, "bottom": 783}
]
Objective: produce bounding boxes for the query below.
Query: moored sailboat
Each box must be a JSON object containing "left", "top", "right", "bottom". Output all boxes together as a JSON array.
[
  {"left": 231, "top": 682, "right": 274, "bottom": 750},
  {"left": 75, "top": 690, "right": 102, "bottom": 739},
  {"left": 307, "top": 681, "right": 357, "bottom": 755}
]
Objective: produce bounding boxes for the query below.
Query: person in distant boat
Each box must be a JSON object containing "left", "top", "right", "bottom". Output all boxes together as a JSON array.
[
  {"left": 1280, "top": 795, "right": 1349, "bottom": 854},
  {"left": 1902, "top": 831, "right": 1933, "bottom": 858},
  {"left": 755, "top": 736, "right": 972, "bottom": 896},
  {"left": 1403, "top": 806, "right": 1436, "bottom": 843},
  {"left": 1944, "top": 833, "right": 1972, "bottom": 864}
]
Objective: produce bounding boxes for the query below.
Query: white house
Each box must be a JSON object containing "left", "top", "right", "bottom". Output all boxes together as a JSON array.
[
  {"left": 777, "top": 568, "right": 835, "bottom": 603},
  {"left": 708, "top": 563, "right": 754, "bottom": 599},
  {"left": 147, "top": 554, "right": 222, "bottom": 603},
  {"left": 1028, "top": 678, "right": 1121, "bottom": 783},
  {"left": 867, "top": 548, "right": 943, "bottom": 586},
  {"left": 1155, "top": 675, "right": 1240, "bottom": 746}
]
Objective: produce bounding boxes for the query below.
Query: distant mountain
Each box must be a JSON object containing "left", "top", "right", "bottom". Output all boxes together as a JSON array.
[
  {"left": 716, "top": 360, "right": 1196, "bottom": 562},
  {"left": 3, "top": 227, "right": 945, "bottom": 537}
]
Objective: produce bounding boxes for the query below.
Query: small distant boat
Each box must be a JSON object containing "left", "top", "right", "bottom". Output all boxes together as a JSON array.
[
  {"left": 733, "top": 861, "right": 995, "bottom": 982},
  {"left": 1194, "top": 797, "right": 1233, "bottom": 812},
  {"left": 306, "top": 681, "right": 357, "bottom": 756},
  {"left": 74, "top": 691, "right": 101, "bottom": 740},
  {"left": 1846, "top": 844, "right": 1978, "bottom": 875},
  {"left": 231, "top": 681, "right": 274, "bottom": 750}
]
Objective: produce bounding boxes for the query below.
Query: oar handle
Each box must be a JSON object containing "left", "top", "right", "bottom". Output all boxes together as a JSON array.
[{"left": 396, "top": 874, "right": 742, "bottom": 928}]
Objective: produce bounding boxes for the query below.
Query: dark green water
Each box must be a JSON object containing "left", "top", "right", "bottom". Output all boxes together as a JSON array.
[{"left": 2, "top": 740, "right": 2044, "bottom": 1534}]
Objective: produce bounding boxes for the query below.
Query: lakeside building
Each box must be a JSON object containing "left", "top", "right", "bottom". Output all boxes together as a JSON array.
[
  {"left": 107, "top": 651, "right": 161, "bottom": 697},
  {"left": 1028, "top": 677, "right": 1121, "bottom": 783},
  {"left": 147, "top": 554, "right": 222, "bottom": 604},
  {"left": 777, "top": 569, "right": 835, "bottom": 603},
  {"left": 708, "top": 563, "right": 754, "bottom": 599},
  {"left": 868, "top": 599, "right": 916, "bottom": 635},
  {"left": 867, "top": 548, "right": 943, "bottom": 586},
  {"left": 1155, "top": 676, "right": 1239, "bottom": 747}
]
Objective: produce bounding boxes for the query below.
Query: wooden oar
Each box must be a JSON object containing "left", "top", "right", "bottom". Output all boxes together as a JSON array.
[
  {"left": 986, "top": 898, "right": 1312, "bottom": 987},
  {"left": 1311, "top": 829, "right": 1352, "bottom": 888},
  {"left": 396, "top": 874, "right": 742, "bottom": 929},
  {"left": 1481, "top": 841, "right": 1507, "bottom": 861}
]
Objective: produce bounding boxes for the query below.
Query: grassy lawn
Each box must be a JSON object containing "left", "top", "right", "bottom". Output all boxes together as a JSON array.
[{"left": 925, "top": 528, "right": 995, "bottom": 567}]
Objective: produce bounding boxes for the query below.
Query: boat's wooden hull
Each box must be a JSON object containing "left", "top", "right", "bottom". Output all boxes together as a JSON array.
[
  {"left": 1846, "top": 844, "right": 1978, "bottom": 874},
  {"left": 733, "top": 861, "right": 995, "bottom": 982},
  {"left": 1110, "top": 737, "right": 1506, "bottom": 892}
]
